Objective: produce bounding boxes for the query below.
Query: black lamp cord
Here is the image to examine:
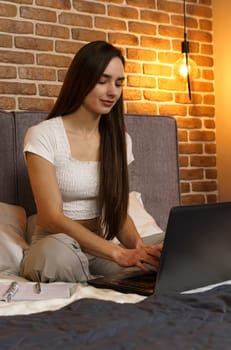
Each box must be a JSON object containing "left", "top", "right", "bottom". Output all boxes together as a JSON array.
[{"left": 183, "top": 0, "right": 192, "bottom": 100}]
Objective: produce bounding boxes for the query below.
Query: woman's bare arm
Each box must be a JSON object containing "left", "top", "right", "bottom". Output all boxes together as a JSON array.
[{"left": 26, "top": 152, "right": 161, "bottom": 270}]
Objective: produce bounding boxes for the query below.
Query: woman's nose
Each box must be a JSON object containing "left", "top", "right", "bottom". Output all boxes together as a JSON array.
[{"left": 107, "top": 82, "right": 118, "bottom": 96}]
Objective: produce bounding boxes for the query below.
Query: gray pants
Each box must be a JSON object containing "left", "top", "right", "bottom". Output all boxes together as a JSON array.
[{"left": 20, "top": 225, "right": 164, "bottom": 283}]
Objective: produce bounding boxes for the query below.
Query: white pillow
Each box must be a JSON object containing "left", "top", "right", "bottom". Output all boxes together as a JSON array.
[
  {"left": 113, "top": 191, "right": 163, "bottom": 244},
  {"left": 0, "top": 202, "right": 29, "bottom": 275}
]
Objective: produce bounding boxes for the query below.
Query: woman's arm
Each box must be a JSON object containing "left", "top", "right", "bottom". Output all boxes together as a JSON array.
[
  {"left": 116, "top": 214, "right": 163, "bottom": 270},
  {"left": 25, "top": 152, "right": 123, "bottom": 259},
  {"left": 116, "top": 215, "right": 145, "bottom": 249},
  {"left": 26, "top": 152, "right": 161, "bottom": 271}
]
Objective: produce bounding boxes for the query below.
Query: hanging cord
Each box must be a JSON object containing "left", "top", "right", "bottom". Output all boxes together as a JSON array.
[{"left": 183, "top": 0, "right": 192, "bottom": 100}]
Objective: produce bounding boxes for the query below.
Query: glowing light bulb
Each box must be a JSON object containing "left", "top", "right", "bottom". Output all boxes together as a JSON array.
[{"left": 174, "top": 53, "right": 198, "bottom": 80}]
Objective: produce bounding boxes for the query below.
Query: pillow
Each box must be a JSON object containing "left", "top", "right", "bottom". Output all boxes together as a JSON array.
[
  {"left": 0, "top": 202, "right": 29, "bottom": 275},
  {"left": 112, "top": 191, "right": 164, "bottom": 244}
]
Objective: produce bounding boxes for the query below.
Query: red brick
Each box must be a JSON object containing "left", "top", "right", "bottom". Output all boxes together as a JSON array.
[
  {"left": 189, "top": 130, "right": 215, "bottom": 142},
  {"left": 127, "top": 48, "right": 156, "bottom": 61},
  {"left": 159, "top": 104, "right": 187, "bottom": 116},
  {"left": 15, "top": 37, "right": 53, "bottom": 51},
  {"left": 0, "top": 96, "right": 16, "bottom": 110},
  {"left": 36, "top": 0, "right": 71, "bottom": 10},
  {"left": 127, "top": 75, "right": 156, "bottom": 89},
  {"left": 157, "top": 0, "right": 182, "bottom": 13},
  {"left": 0, "top": 66, "right": 16, "bottom": 79},
  {"left": 123, "top": 88, "right": 141, "bottom": 100},
  {"left": 0, "top": 18, "right": 33, "bottom": 34},
  {"left": 141, "top": 37, "right": 170, "bottom": 50},
  {"left": 0, "top": 34, "right": 12, "bottom": 48},
  {"left": 190, "top": 155, "right": 216, "bottom": 167},
  {"left": 159, "top": 25, "right": 183, "bottom": 39},
  {"left": 206, "top": 169, "right": 217, "bottom": 179},
  {"left": 39, "top": 84, "right": 61, "bottom": 97},
  {"left": 126, "top": 102, "right": 157, "bottom": 115},
  {"left": 73, "top": 0, "right": 105, "bottom": 14},
  {"left": 129, "top": 22, "right": 156, "bottom": 35},
  {"left": 206, "top": 194, "right": 217, "bottom": 203},
  {"left": 127, "top": 0, "right": 155, "bottom": 9},
  {"left": 192, "top": 181, "right": 217, "bottom": 192},
  {"left": 0, "top": 82, "right": 36, "bottom": 94},
  {"left": 188, "top": 4, "right": 212, "bottom": 18},
  {"left": 204, "top": 94, "right": 215, "bottom": 104},
  {"left": 189, "top": 105, "right": 215, "bottom": 117},
  {"left": 19, "top": 97, "right": 54, "bottom": 111},
  {"left": 72, "top": 28, "right": 106, "bottom": 42},
  {"left": 95, "top": 17, "right": 126, "bottom": 31},
  {"left": 20, "top": 6, "right": 57, "bottom": 22},
  {"left": 199, "top": 19, "right": 212, "bottom": 31},
  {"left": 37, "top": 54, "right": 71, "bottom": 68},
  {"left": 201, "top": 44, "right": 213, "bottom": 55},
  {"left": 108, "top": 5, "right": 138, "bottom": 19},
  {"left": 179, "top": 156, "right": 189, "bottom": 167},
  {"left": 179, "top": 143, "right": 203, "bottom": 154},
  {"left": 0, "top": 3, "right": 17, "bottom": 17},
  {"left": 205, "top": 144, "right": 216, "bottom": 154},
  {"left": 181, "top": 194, "right": 206, "bottom": 205},
  {"left": 204, "top": 118, "right": 215, "bottom": 129},
  {"left": 19, "top": 67, "right": 56, "bottom": 81},
  {"left": 125, "top": 62, "right": 141, "bottom": 74},
  {"left": 141, "top": 10, "right": 169, "bottom": 24},
  {"left": 0, "top": 50, "right": 34, "bottom": 64},
  {"left": 59, "top": 13, "right": 92, "bottom": 27},
  {"left": 109, "top": 33, "right": 139, "bottom": 46},
  {"left": 36, "top": 23, "right": 69, "bottom": 39},
  {"left": 181, "top": 182, "right": 190, "bottom": 193},
  {"left": 144, "top": 90, "right": 173, "bottom": 102},
  {"left": 177, "top": 117, "right": 202, "bottom": 129},
  {"left": 178, "top": 130, "right": 188, "bottom": 142},
  {"left": 180, "top": 168, "right": 204, "bottom": 180},
  {"left": 55, "top": 40, "right": 83, "bottom": 54}
]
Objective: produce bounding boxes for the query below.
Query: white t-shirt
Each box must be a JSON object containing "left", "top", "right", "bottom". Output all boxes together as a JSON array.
[{"left": 24, "top": 116, "right": 134, "bottom": 220}]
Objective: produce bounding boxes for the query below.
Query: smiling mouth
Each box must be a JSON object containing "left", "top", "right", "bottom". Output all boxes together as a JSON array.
[{"left": 101, "top": 100, "right": 114, "bottom": 107}]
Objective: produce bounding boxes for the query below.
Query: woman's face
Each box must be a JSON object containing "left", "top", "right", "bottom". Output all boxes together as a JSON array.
[{"left": 82, "top": 57, "right": 125, "bottom": 116}]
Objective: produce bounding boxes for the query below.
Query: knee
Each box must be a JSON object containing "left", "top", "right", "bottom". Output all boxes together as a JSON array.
[{"left": 21, "top": 234, "right": 91, "bottom": 283}]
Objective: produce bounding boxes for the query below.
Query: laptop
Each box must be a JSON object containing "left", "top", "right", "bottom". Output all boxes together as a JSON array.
[{"left": 88, "top": 202, "right": 231, "bottom": 295}]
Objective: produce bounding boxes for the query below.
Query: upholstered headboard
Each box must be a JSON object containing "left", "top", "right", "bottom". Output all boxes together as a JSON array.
[{"left": 0, "top": 111, "right": 180, "bottom": 230}]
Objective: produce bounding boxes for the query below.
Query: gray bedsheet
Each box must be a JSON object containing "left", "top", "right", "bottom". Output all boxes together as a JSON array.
[{"left": 0, "top": 286, "right": 231, "bottom": 349}]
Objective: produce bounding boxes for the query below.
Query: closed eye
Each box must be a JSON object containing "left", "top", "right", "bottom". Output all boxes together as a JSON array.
[{"left": 98, "top": 74, "right": 125, "bottom": 87}]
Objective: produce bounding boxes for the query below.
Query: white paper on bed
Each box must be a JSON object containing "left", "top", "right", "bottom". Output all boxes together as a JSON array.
[{"left": 0, "top": 281, "right": 71, "bottom": 301}]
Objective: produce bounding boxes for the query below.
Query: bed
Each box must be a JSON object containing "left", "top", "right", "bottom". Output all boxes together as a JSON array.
[{"left": 0, "top": 111, "right": 230, "bottom": 349}]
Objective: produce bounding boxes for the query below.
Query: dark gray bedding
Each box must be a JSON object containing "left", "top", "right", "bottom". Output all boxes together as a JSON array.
[{"left": 0, "top": 286, "right": 231, "bottom": 349}]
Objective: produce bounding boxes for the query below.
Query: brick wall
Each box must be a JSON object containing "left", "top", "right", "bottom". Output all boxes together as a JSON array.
[{"left": 0, "top": 0, "right": 216, "bottom": 205}]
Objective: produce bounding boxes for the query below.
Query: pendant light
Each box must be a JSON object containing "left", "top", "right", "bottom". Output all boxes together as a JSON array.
[{"left": 174, "top": 0, "right": 198, "bottom": 100}]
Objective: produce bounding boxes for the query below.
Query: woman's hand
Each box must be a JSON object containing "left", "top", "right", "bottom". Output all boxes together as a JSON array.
[{"left": 113, "top": 243, "right": 163, "bottom": 271}]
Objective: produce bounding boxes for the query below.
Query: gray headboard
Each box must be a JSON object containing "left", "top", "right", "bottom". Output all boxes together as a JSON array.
[{"left": 0, "top": 111, "right": 180, "bottom": 230}]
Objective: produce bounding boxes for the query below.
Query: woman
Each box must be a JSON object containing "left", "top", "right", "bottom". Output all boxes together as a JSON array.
[{"left": 20, "top": 41, "right": 163, "bottom": 283}]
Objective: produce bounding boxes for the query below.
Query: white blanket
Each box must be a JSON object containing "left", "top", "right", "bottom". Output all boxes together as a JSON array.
[
  {"left": 0, "top": 274, "right": 145, "bottom": 316},
  {"left": 1, "top": 273, "right": 231, "bottom": 317}
]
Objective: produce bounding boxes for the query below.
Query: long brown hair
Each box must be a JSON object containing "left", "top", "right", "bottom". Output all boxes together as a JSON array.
[{"left": 48, "top": 41, "right": 129, "bottom": 240}]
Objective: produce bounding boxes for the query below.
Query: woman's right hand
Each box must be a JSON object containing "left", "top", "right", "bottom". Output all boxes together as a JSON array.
[{"left": 113, "top": 244, "right": 163, "bottom": 271}]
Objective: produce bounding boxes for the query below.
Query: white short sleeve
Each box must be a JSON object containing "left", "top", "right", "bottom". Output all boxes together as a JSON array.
[
  {"left": 126, "top": 132, "right": 134, "bottom": 165},
  {"left": 23, "top": 121, "right": 55, "bottom": 164}
]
